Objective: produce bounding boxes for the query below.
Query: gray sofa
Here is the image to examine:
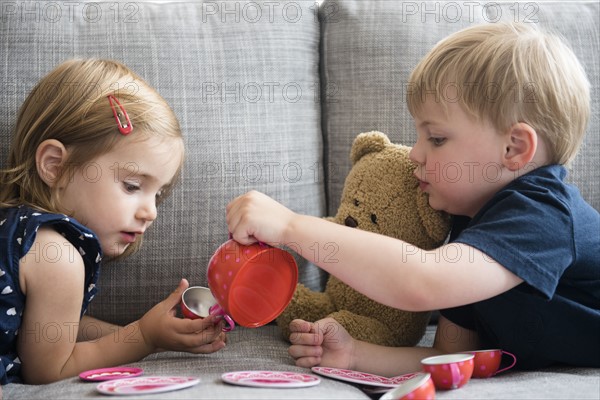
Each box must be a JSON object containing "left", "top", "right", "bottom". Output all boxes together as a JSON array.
[{"left": 1, "top": 1, "right": 598, "bottom": 398}]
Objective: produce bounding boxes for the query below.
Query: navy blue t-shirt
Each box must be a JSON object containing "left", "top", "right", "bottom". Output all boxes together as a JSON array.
[
  {"left": 441, "top": 165, "right": 599, "bottom": 369},
  {"left": 0, "top": 206, "right": 102, "bottom": 383}
]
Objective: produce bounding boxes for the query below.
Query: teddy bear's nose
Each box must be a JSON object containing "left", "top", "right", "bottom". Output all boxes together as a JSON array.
[{"left": 344, "top": 216, "right": 358, "bottom": 228}]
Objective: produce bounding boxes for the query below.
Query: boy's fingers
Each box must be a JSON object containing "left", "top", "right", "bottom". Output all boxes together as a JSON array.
[
  {"left": 295, "top": 356, "right": 322, "bottom": 368},
  {"left": 289, "top": 319, "right": 313, "bottom": 333},
  {"left": 288, "top": 344, "right": 323, "bottom": 362},
  {"left": 289, "top": 331, "right": 324, "bottom": 347}
]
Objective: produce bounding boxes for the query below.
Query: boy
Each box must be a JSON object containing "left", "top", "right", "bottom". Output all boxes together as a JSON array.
[{"left": 226, "top": 22, "right": 599, "bottom": 374}]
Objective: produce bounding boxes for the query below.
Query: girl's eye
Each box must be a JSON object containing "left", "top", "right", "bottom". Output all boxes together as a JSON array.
[
  {"left": 124, "top": 182, "right": 140, "bottom": 193},
  {"left": 429, "top": 137, "right": 447, "bottom": 146}
]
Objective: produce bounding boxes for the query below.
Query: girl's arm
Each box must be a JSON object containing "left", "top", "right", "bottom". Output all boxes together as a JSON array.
[
  {"left": 78, "top": 316, "right": 121, "bottom": 341},
  {"left": 227, "top": 191, "right": 523, "bottom": 311},
  {"left": 18, "top": 228, "right": 225, "bottom": 384}
]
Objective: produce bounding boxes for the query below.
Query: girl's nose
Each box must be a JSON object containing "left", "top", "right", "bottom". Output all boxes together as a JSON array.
[{"left": 137, "top": 198, "right": 157, "bottom": 222}]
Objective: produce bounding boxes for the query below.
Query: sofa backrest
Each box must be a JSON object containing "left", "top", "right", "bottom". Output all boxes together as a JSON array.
[
  {"left": 0, "top": 0, "right": 326, "bottom": 325},
  {"left": 0, "top": 1, "right": 598, "bottom": 325},
  {"left": 321, "top": 0, "right": 599, "bottom": 214}
]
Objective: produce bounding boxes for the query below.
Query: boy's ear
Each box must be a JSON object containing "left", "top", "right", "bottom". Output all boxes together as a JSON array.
[
  {"left": 502, "top": 123, "right": 537, "bottom": 171},
  {"left": 36, "top": 139, "right": 68, "bottom": 187}
]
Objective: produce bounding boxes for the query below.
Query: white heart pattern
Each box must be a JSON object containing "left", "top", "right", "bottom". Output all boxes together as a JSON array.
[
  {"left": 16, "top": 238, "right": 22, "bottom": 245},
  {"left": 0, "top": 269, "right": 5, "bottom": 277},
  {"left": 7, "top": 307, "right": 16, "bottom": 316},
  {"left": 1, "top": 286, "right": 13, "bottom": 295}
]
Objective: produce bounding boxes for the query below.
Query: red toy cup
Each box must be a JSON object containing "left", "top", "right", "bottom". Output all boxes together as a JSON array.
[
  {"left": 180, "top": 286, "right": 235, "bottom": 331},
  {"left": 207, "top": 239, "right": 298, "bottom": 328},
  {"left": 470, "top": 349, "right": 517, "bottom": 378},
  {"left": 421, "top": 354, "right": 474, "bottom": 390},
  {"left": 380, "top": 373, "right": 435, "bottom": 400}
]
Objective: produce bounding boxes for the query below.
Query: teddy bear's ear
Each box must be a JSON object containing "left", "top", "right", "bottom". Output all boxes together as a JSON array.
[{"left": 350, "top": 131, "right": 392, "bottom": 165}]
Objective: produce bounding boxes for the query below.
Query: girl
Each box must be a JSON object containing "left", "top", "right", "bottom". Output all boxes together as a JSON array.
[{"left": 0, "top": 59, "right": 226, "bottom": 384}]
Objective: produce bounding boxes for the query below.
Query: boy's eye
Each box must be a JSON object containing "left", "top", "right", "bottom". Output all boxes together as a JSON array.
[
  {"left": 371, "top": 214, "right": 378, "bottom": 224},
  {"left": 354, "top": 199, "right": 360, "bottom": 207},
  {"left": 429, "top": 137, "right": 447, "bottom": 146}
]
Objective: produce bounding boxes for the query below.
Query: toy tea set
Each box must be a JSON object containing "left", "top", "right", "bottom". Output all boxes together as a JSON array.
[
  {"left": 80, "top": 238, "right": 517, "bottom": 397},
  {"left": 180, "top": 238, "right": 299, "bottom": 331}
]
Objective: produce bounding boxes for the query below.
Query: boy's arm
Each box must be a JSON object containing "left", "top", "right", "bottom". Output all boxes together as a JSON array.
[
  {"left": 227, "top": 191, "right": 523, "bottom": 312},
  {"left": 286, "top": 213, "right": 523, "bottom": 311},
  {"left": 289, "top": 316, "right": 479, "bottom": 377}
]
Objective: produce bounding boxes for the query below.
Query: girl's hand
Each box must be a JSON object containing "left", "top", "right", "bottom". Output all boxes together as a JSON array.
[
  {"left": 138, "top": 279, "right": 226, "bottom": 354},
  {"left": 288, "top": 318, "right": 355, "bottom": 369},
  {"left": 226, "top": 190, "right": 295, "bottom": 246}
]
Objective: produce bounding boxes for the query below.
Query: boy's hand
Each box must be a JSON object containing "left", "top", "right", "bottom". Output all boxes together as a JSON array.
[
  {"left": 226, "top": 190, "right": 295, "bottom": 246},
  {"left": 288, "top": 318, "right": 355, "bottom": 369},
  {"left": 138, "top": 279, "right": 226, "bottom": 354}
]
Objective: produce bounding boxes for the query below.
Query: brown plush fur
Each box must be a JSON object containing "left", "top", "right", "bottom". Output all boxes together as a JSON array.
[{"left": 276, "top": 131, "right": 452, "bottom": 347}]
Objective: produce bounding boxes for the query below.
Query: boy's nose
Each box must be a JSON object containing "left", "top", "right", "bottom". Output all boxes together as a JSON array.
[{"left": 409, "top": 142, "right": 425, "bottom": 165}]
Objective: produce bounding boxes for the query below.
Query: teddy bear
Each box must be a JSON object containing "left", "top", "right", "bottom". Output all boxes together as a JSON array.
[{"left": 276, "top": 131, "right": 452, "bottom": 347}]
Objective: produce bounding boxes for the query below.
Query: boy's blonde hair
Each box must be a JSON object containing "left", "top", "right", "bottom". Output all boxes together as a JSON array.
[
  {"left": 407, "top": 22, "right": 590, "bottom": 166},
  {"left": 0, "top": 58, "right": 183, "bottom": 256}
]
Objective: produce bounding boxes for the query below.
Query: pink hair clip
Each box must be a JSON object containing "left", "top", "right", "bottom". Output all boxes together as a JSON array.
[{"left": 107, "top": 95, "right": 133, "bottom": 135}]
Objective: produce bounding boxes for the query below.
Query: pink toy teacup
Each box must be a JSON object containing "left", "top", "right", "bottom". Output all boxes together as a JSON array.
[
  {"left": 470, "top": 349, "right": 517, "bottom": 378},
  {"left": 421, "top": 354, "right": 474, "bottom": 390},
  {"left": 380, "top": 373, "right": 435, "bottom": 400},
  {"left": 181, "top": 286, "right": 235, "bottom": 331},
  {"left": 207, "top": 239, "right": 298, "bottom": 328}
]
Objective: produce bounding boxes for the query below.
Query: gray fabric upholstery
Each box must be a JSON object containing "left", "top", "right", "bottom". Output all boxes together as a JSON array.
[
  {"left": 1, "top": 1, "right": 598, "bottom": 398},
  {"left": 2, "top": 325, "right": 367, "bottom": 399},
  {"left": 0, "top": 0, "right": 327, "bottom": 326},
  {"left": 321, "top": 0, "right": 600, "bottom": 214},
  {"left": 3, "top": 326, "right": 598, "bottom": 399}
]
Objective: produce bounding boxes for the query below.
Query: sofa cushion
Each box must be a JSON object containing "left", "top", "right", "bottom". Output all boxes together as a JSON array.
[
  {"left": 2, "top": 325, "right": 368, "bottom": 399},
  {"left": 0, "top": 0, "right": 326, "bottom": 325},
  {"left": 4, "top": 324, "right": 599, "bottom": 399},
  {"left": 321, "top": 0, "right": 599, "bottom": 214}
]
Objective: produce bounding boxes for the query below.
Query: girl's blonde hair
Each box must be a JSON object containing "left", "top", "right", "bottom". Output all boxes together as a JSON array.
[
  {"left": 0, "top": 58, "right": 183, "bottom": 256},
  {"left": 407, "top": 22, "right": 590, "bottom": 166}
]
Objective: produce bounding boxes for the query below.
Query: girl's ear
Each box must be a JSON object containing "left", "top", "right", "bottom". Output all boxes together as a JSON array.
[
  {"left": 502, "top": 122, "right": 538, "bottom": 171},
  {"left": 36, "top": 139, "right": 68, "bottom": 188}
]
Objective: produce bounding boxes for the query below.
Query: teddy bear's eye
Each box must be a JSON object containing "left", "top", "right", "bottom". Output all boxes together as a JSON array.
[
  {"left": 354, "top": 199, "right": 359, "bottom": 207},
  {"left": 371, "top": 214, "right": 378, "bottom": 224}
]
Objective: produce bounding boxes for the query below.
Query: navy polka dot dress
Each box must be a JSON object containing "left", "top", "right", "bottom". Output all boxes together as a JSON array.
[{"left": 0, "top": 206, "right": 102, "bottom": 383}]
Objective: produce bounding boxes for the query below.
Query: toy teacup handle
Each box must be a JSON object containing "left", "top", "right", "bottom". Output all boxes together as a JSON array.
[
  {"left": 209, "top": 304, "right": 235, "bottom": 332},
  {"left": 495, "top": 351, "right": 517, "bottom": 375},
  {"left": 449, "top": 363, "right": 461, "bottom": 389}
]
